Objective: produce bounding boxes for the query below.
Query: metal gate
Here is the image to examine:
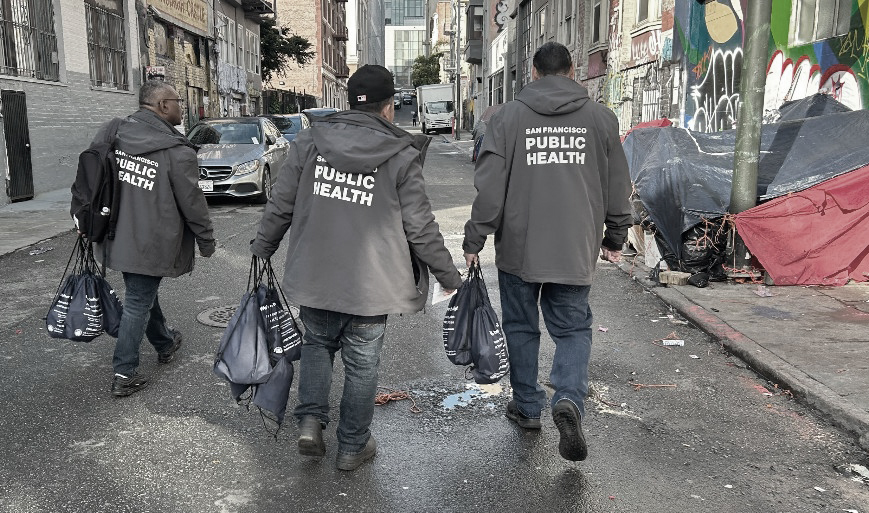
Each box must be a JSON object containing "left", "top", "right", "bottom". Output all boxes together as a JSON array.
[{"left": 2, "top": 90, "right": 34, "bottom": 201}]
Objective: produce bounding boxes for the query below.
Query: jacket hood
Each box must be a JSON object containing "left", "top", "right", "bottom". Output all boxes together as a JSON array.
[
  {"left": 115, "top": 109, "right": 196, "bottom": 155},
  {"left": 310, "top": 110, "right": 429, "bottom": 174},
  {"left": 516, "top": 75, "right": 590, "bottom": 116},
  {"left": 195, "top": 144, "right": 263, "bottom": 165}
]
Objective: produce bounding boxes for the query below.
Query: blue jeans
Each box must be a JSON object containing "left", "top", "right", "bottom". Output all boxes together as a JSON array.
[
  {"left": 113, "top": 272, "right": 175, "bottom": 375},
  {"left": 293, "top": 307, "right": 387, "bottom": 454},
  {"left": 498, "top": 270, "right": 593, "bottom": 419}
]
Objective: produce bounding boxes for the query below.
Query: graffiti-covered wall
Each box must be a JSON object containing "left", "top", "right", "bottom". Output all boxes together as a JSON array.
[{"left": 673, "top": 0, "right": 869, "bottom": 132}]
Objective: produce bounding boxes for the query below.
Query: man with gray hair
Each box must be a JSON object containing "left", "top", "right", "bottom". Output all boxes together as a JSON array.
[
  {"left": 88, "top": 80, "right": 215, "bottom": 397},
  {"left": 463, "top": 42, "right": 631, "bottom": 461}
]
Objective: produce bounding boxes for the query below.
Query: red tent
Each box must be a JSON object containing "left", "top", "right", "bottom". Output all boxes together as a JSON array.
[
  {"left": 621, "top": 118, "right": 672, "bottom": 142},
  {"left": 733, "top": 165, "right": 869, "bottom": 286}
]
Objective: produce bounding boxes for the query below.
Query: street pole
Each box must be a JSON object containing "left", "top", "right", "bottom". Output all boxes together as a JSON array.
[
  {"left": 729, "top": 0, "right": 772, "bottom": 269},
  {"left": 454, "top": 0, "right": 461, "bottom": 140}
]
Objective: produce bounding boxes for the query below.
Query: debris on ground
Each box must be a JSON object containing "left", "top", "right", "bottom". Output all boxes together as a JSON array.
[
  {"left": 598, "top": 325, "right": 609, "bottom": 332},
  {"left": 28, "top": 246, "right": 54, "bottom": 256},
  {"left": 629, "top": 382, "right": 677, "bottom": 391},
  {"left": 754, "top": 285, "right": 774, "bottom": 297},
  {"left": 375, "top": 387, "right": 422, "bottom": 413}
]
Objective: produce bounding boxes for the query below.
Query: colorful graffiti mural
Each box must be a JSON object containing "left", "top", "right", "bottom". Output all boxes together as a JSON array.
[{"left": 674, "top": 0, "right": 869, "bottom": 131}]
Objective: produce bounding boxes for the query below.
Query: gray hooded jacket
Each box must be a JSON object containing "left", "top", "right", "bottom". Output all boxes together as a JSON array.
[
  {"left": 251, "top": 110, "right": 462, "bottom": 316},
  {"left": 463, "top": 75, "right": 631, "bottom": 285},
  {"left": 97, "top": 109, "right": 215, "bottom": 277}
]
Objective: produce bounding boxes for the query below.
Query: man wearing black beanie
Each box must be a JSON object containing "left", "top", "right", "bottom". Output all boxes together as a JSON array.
[{"left": 251, "top": 65, "right": 462, "bottom": 471}]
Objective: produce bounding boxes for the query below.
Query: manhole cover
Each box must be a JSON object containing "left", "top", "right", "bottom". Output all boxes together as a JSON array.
[{"left": 197, "top": 305, "right": 301, "bottom": 328}]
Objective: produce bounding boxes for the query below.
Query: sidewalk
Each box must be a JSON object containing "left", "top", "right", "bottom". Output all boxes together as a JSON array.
[
  {"left": 443, "top": 136, "right": 869, "bottom": 452},
  {"left": 618, "top": 257, "right": 869, "bottom": 451},
  {"left": 5, "top": 181, "right": 869, "bottom": 452},
  {"left": 0, "top": 188, "right": 74, "bottom": 256}
]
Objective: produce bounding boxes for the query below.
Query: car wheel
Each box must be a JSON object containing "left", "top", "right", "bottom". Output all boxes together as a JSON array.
[{"left": 256, "top": 166, "right": 272, "bottom": 204}]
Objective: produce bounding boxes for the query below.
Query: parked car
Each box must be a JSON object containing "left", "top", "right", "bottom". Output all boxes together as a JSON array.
[
  {"left": 301, "top": 107, "right": 340, "bottom": 123},
  {"left": 188, "top": 117, "right": 290, "bottom": 203},
  {"left": 394, "top": 93, "right": 402, "bottom": 110},
  {"left": 264, "top": 113, "right": 309, "bottom": 142}
]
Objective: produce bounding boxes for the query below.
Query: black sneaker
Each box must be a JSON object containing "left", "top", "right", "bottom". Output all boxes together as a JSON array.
[
  {"left": 552, "top": 399, "right": 588, "bottom": 461},
  {"left": 505, "top": 400, "right": 542, "bottom": 429},
  {"left": 336, "top": 435, "right": 377, "bottom": 471},
  {"left": 112, "top": 372, "right": 149, "bottom": 397},
  {"left": 157, "top": 329, "right": 183, "bottom": 364},
  {"left": 298, "top": 416, "right": 326, "bottom": 458}
]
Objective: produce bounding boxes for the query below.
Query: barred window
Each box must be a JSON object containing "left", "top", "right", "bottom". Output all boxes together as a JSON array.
[
  {"left": 85, "top": 0, "right": 128, "bottom": 90},
  {"left": 0, "top": 0, "right": 60, "bottom": 81}
]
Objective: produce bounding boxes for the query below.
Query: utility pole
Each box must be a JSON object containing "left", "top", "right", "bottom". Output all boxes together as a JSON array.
[{"left": 729, "top": 0, "right": 773, "bottom": 269}]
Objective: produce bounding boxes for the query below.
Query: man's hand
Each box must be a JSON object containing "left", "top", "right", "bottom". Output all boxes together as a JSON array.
[
  {"left": 600, "top": 247, "right": 622, "bottom": 263},
  {"left": 464, "top": 252, "right": 478, "bottom": 267}
]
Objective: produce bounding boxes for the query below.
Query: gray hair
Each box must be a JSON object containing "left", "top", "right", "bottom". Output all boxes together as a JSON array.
[{"left": 139, "top": 80, "right": 175, "bottom": 106}]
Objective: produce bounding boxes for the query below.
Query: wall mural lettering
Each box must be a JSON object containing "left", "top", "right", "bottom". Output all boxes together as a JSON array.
[{"left": 688, "top": 47, "right": 742, "bottom": 132}]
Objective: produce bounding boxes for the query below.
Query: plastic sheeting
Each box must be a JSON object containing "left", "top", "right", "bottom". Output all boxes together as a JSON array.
[
  {"left": 776, "top": 93, "right": 852, "bottom": 122},
  {"left": 623, "top": 108, "right": 869, "bottom": 261},
  {"left": 733, "top": 165, "right": 869, "bottom": 286}
]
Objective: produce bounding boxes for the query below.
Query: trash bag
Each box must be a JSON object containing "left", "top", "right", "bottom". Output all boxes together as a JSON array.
[
  {"left": 45, "top": 236, "right": 122, "bottom": 342},
  {"left": 251, "top": 357, "right": 295, "bottom": 430},
  {"left": 442, "top": 262, "right": 509, "bottom": 384}
]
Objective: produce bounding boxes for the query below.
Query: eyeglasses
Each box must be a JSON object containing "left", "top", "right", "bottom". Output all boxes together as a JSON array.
[{"left": 161, "top": 97, "right": 184, "bottom": 105}]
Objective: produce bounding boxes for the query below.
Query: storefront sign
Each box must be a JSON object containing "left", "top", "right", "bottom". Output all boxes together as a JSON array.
[{"left": 147, "top": 0, "right": 208, "bottom": 36}]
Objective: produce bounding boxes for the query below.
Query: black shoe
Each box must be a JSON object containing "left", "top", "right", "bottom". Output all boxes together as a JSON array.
[
  {"left": 157, "top": 329, "right": 183, "bottom": 364},
  {"left": 112, "top": 372, "right": 149, "bottom": 397},
  {"left": 336, "top": 435, "right": 377, "bottom": 471},
  {"left": 552, "top": 399, "right": 588, "bottom": 461},
  {"left": 505, "top": 400, "right": 542, "bottom": 429},
  {"left": 298, "top": 416, "right": 325, "bottom": 458}
]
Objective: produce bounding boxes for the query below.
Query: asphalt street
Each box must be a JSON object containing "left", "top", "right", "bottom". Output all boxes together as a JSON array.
[{"left": 0, "top": 107, "right": 867, "bottom": 512}]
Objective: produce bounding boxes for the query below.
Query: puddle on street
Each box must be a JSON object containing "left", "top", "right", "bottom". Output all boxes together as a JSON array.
[{"left": 441, "top": 383, "right": 504, "bottom": 410}]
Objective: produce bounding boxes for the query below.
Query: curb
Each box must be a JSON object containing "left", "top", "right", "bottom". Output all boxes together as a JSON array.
[{"left": 619, "top": 261, "right": 869, "bottom": 452}]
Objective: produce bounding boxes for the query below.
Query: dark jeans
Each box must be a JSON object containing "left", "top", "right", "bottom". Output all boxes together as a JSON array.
[
  {"left": 293, "top": 306, "right": 387, "bottom": 454},
  {"left": 112, "top": 272, "right": 175, "bottom": 376},
  {"left": 498, "top": 270, "right": 593, "bottom": 419}
]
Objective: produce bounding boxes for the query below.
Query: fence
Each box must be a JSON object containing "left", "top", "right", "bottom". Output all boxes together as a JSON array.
[{"left": 262, "top": 89, "right": 318, "bottom": 114}]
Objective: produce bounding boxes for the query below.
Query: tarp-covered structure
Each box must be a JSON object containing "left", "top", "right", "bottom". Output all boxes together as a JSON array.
[{"left": 623, "top": 96, "right": 869, "bottom": 285}]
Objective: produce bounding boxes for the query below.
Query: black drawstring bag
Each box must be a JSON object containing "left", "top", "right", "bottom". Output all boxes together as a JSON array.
[
  {"left": 259, "top": 260, "right": 302, "bottom": 364},
  {"left": 251, "top": 356, "right": 295, "bottom": 432},
  {"left": 442, "top": 266, "right": 477, "bottom": 366},
  {"left": 45, "top": 235, "right": 123, "bottom": 342},
  {"left": 213, "top": 257, "right": 273, "bottom": 385},
  {"left": 442, "top": 262, "right": 510, "bottom": 384}
]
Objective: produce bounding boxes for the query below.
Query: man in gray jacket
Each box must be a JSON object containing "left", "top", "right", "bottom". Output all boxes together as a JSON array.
[
  {"left": 463, "top": 43, "right": 631, "bottom": 461},
  {"left": 95, "top": 80, "right": 215, "bottom": 397},
  {"left": 251, "top": 65, "right": 462, "bottom": 471}
]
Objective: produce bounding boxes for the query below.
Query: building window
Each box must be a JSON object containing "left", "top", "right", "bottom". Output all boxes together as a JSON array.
[
  {"left": 227, "top": 18, "right": 236, "bottom": 65},
  {"left": 591, "top": 0, "right": 608, "bottom": 47},
  {"left": 216, "top": 13, "right": 228, "bottom": 60},
  {"left": 636, "top": 0, "right": 658, "bottom": 25},
  {"left": 791, "top": 0, "right": 851, "bottom": 45},
  {"left": 518, "top": 0, "right": 533, "bottom": 90},
  {"left": 84, "top": 0, "right": 127, "bottom": 89},
  {"left": 236, "top": 23, "right": 245, "bottom": 68},
  {"left": 535, "top": 7, "right": 546, "bottom": 46},
  {"left": 562, "top": 0, "right": 574, "bottom": 46},
  {"left": 0, "top": 0, "right": 60, "bottom": 81}
]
